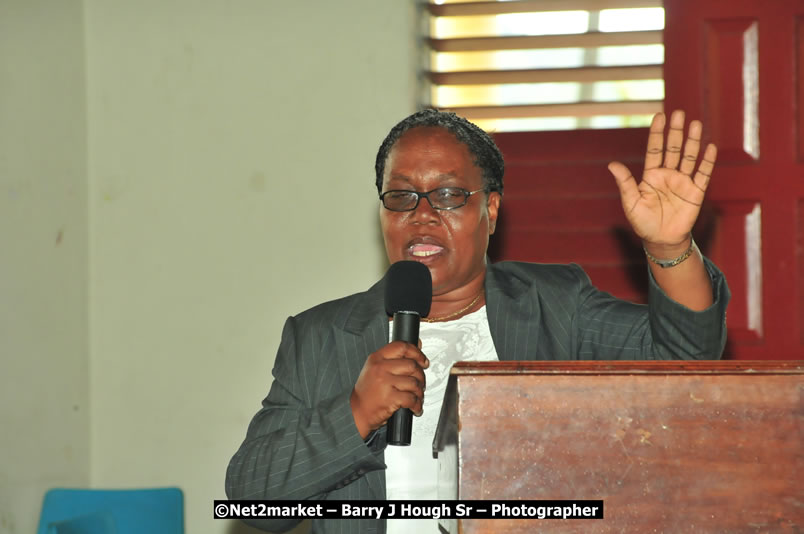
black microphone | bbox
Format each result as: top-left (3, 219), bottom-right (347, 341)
top-left (384, 260), bottom-right (432, 446)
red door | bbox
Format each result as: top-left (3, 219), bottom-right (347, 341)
top-left (491, 0), bottom-right (804, 359)
top-left (664, 0), bottom-right (803, 359)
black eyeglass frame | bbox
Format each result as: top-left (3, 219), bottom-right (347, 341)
top-left (379, 187), bottom-right (488, 212)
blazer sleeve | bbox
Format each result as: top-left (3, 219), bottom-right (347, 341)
top-left (572, 256), bottom-right (730, 359)
top-left (225, 315), bottom-right (385, 532)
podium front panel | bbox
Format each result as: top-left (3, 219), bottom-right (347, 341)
top-left (434, 361), bottom-right (803, 533)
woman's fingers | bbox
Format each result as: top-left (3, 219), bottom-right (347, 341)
top-left (693, 143), bottom-right (718, 193)
top-left (679, 119), bottom-right (703, 176)
top-left (662, 110), bottom-right (686, 170)
top-left (644, 112), bottom-right (666, 172)
top-left (608, 161), bottom-right (641, 216)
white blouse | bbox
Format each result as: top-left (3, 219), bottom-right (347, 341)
top-left (385, 305), bottom-right (499, 534)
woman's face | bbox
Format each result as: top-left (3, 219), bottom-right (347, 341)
top-left (379, 127), bottom-right (500, 297)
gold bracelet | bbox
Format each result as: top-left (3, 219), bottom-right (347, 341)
top-left (644, 237), bottom-right (696, 268)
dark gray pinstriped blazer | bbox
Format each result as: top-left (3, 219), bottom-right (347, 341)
top-left (226, 259), bottom-right (729, 534)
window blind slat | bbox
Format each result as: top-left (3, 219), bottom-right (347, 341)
top-left (427, 0), bottom-right (663, 17)
top-left (428, 30), bottom-right (663, 52)
top-left (425, 0), bottom-right (665, 131)
top-left (447, 100), bottom-right (663, 120)
top-left (428, 65), bottom-right (662, 85)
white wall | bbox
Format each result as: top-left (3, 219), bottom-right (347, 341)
top-left (0, 1), bottom-right (90, 533)
top-left (85, 2), bottom-right (416, 534)
top-left (0, 1), bottom-right (416, 533)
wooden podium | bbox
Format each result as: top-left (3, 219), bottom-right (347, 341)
top-left (433, 361), bottom-right (803, 533)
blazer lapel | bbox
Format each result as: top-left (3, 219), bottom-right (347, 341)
top-left (485, 262), bottom-right (541, 361)
top-left (337, 278), bottom-right (389, 388)
top-left (334, 277), bottom-right (389, 500)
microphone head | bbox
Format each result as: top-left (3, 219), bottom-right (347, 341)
top-left (384, 260), bottom-right (432, 317)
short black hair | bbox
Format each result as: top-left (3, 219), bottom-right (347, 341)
top-left (374, 109), bottom-right (504, 195)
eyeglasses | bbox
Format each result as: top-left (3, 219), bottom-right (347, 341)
top-left (379, 187), bottom-right (486, 212)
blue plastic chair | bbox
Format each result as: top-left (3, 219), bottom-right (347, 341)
top-left (37, 487), bottom-right (184, 534)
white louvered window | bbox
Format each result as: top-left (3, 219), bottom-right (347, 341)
top-left (424, 0), bottom-right (665, 132)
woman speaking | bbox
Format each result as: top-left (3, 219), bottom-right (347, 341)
top-left (226, 108), bottom-right (729, 534)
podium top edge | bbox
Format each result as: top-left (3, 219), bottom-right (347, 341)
top-left (450, 360), bottom-right (804, 375)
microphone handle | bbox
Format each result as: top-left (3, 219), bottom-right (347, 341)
top-left (387, 311), bottom-right (420, 446)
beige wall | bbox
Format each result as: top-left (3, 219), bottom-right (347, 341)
top-left (0, 1), bottom-right (90, 532)
top-left (1, 1), bottom-right (416, 533)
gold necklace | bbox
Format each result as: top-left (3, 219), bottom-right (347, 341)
top-left (422, 292), bottom-right (483, 323)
